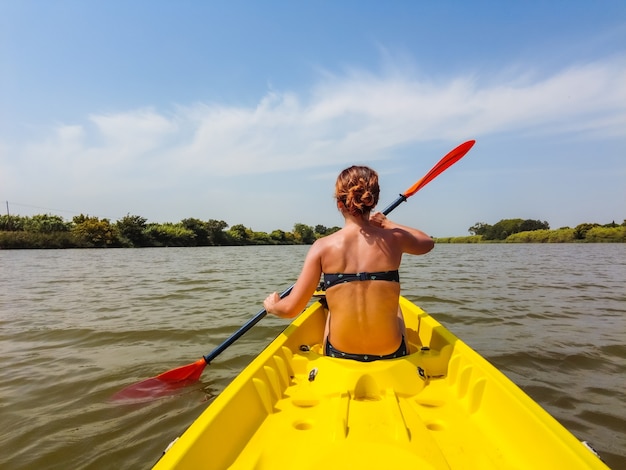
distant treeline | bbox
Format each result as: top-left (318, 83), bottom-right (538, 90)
top-left (0, 214), bottom-right (624, 249)
top-left (436, 218), bottom-right (626, 243)
top-left (0, 214), bottom-right (340, 249)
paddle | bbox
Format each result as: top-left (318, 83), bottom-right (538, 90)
top-left (112, 139), bottom-right (475, 401)
top-left (380, 139), bottom-right (476, 215)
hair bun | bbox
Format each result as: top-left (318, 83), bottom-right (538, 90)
top-left (335, 166), bottom-right (380, 216)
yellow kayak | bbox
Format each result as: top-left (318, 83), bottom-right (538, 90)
top-left (153, 296), bottom-right (607, 469)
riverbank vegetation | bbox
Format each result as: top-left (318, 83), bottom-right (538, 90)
top-left (0, 214), bottom-right (624, 249)
top-left (436, 218), bottom-right (625, 243)
top-left (0, 214), bottom-right (340, 249)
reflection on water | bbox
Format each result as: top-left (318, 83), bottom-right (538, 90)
top-left (0, 244), bottom-right (624, 469)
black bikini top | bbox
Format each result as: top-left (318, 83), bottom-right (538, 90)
top-left (323, 270), bottom-right (400, 290)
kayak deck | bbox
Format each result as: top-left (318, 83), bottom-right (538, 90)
top-left (153, 297), bottom-right (607, 469)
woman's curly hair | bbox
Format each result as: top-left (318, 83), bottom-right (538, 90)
top-left (335, 166), bottom-right (380, 216)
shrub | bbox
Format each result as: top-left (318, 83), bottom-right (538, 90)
top-left (506, 229), bottom-right (575, 243)
top-left (0, 231), bottom-right (77, 249)
top-left (144, 224), bottom-right (196, 247)
top-left (435, 236), bottom-right (483, 243)
top-left (584, 226), bottom-right (626, 242)
top-left (72, 216), bottom-right (121, 247)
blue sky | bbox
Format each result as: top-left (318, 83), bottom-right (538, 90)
top-left (1, 1), bottom-right (625, 237)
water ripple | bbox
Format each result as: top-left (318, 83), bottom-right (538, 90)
top-left (0, 244), bottom-right (624, 469)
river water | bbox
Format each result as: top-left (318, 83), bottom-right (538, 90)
top-left (0, 244), bottom-right (624, 469)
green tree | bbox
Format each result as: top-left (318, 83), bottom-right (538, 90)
top-left (470, 218), bottom-right (550, 240)
top-left (145, 223), bottom-right (195, 247)
top-left (228, 224), bottom-right (251, 244)
top-left (181, 218), bottom-right (209, 246)
top-left (116, 214), bottom-right (150, 247)
top-left (251, 231), bottom-right (271, 244)
top-left (314, 225), bottom-right (329, 236)
top-left (490, 219), bottom-right (524, 240)
top-left (314, 224), bottom-right (341, 239)
top-left (573, 223), bottom-right (600, 240)
top-left (270, 229), bottom-right (287, 242)
top-left (0, 214), bottom-right (26, 231)
top-left (468, 222), bottom-right (490, 236)
top-left (519, 219), bottom-right (550, 232)
top-left (72, 215), bottom-right (120, 247)
top-left (293, 223), bottom-right (316, 244)
top-left (24, 214), bottom-right (70, 233)
top-left (205, 219), bottom-right (229, 245)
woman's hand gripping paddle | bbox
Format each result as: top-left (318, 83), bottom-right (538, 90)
top-left (112, 139), bottom-right (475, 402)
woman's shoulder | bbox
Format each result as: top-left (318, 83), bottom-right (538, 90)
top-left (312, 229), bottom-right (344, 250)
top-left (309, 229), bottom-right (354, 261)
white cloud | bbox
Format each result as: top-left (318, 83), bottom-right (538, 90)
top-left (8, 56), bottom-right (625, 177)
top-left (90, 109), bottom-right (178, 151)
top-left (2, 56), bottom-right (624, 227)
top-left (466, 59), bottom-right (626, 138)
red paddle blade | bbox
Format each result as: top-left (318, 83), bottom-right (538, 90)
top-left (110, 377), bottom-right (199, 403)
top-left (111, 358), bottom-right (207, 403)
top-left (403, 140), bottom-right (475, 198)
top-left (156, 358), bottom-right (207, 382)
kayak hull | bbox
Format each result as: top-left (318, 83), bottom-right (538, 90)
top-left (153, 297), bottom-right (607, 469)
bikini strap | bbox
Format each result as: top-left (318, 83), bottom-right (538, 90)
top-left (323, 270), bottom-right (399, 289)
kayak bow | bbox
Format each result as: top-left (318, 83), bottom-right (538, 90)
top-left (153, 296), bottom-right (607, 469)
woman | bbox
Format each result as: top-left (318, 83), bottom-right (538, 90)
top-left (263, 165), bottom-right (434, 361)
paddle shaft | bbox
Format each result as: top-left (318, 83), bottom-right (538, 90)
top-left (203, 285), bottom-right (293, 364)
top-left (203, 140), bottom-right (475, 365)
top-left (381, 194), bottom-right (408, 216)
